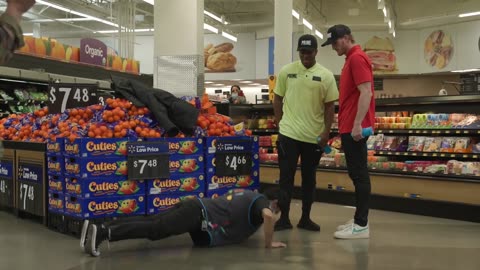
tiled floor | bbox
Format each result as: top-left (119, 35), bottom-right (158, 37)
top-left (0, 201), bottom-right (479, 270)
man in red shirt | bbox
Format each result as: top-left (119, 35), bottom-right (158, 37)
top-left (321, 25), bottom-right (375, 239)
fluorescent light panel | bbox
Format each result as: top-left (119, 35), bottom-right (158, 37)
top-left (204, 23), bottom-right (218, 34)
top-left (459, 11), bottom-right (480, 17)
top-left (315, 30), bottom-right (323, 39)
top-left (302, 18), bottom-right (313, 30)
top-left (143, 0), bottom-right (154, 4)
top-left (451, 69), bottom-right (480, 73)
top-left (96, 28), bottom-right (154, 34)
top-left (222, 31), bottom-right (237, 42)
top-left (292, 9), bottom-right (300, 19)
top-left (204, 10), bottom-right (223, 24)
top-left (30, 18), bottom-right (92, 23)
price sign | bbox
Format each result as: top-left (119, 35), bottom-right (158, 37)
top-left (127, 141), bottom-right (169, 180)
top-left (48, 83), bottom-right (98, 114)
top-left (18, 182), bottom-right (35, 211)
top-left (17, 163), bottom-right (44, 215)
top-left (214, 138), bottom-right (253, 176)
top-left (216, 152), bottom-right (252, 176)
top-left (0, 178), bottom-right (13, 207)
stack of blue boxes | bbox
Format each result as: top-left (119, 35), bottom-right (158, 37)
top-left (47, 139), bottom-right (65, 215)
top-left (62, 138), bottom-right (146, 219)
top-left (146, 137), bottom-right (206, 215)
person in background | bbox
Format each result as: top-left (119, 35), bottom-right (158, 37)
top-left (321, 24), bottom-right (375, 239)
top-left (229, 85), bottom-right (247, 104)
top-left (80, 188), bottom-right (287, 257)
top-left (0, 0), bottom-right (36, 64)
top-left (273, 34), bottom-right (339, 232)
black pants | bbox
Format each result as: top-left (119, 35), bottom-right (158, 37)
top-left (277, 134), bottom-right (322, 221)
top-left (105, 199), bottom-right (209, 245)
top-left (341, 134), bottom-right (371, 227)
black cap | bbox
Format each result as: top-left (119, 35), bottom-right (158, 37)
top-left (297, 34), bottom-right (318, 51)
top-left (321, 24), bottom-right (351, 47)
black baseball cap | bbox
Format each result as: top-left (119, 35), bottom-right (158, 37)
top-left (321, 24), bottom-right (351, 47)
top-left (297, 34), bottom-right (318, 51)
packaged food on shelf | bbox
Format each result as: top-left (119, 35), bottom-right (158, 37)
top-left (453, 138), bottom-right (471, 153)
top-left (440, 137), bottom-right (456, 152)
top-left (0, 90), bottom-right (14, 100)
top-left (423, 137), bottom-right (443, 152)
top-left (407, 136), bottom-right (426, 152)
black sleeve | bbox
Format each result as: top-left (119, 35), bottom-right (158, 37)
top-left (250, 196), bottom-right (270, 226)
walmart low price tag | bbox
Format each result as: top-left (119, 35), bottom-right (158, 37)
top-left (127, 141), bottom-right (169, 180)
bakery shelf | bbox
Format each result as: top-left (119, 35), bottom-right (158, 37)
top-left (259, 163), bottom-right (480, 183)
top-left (374, 151), bottom-right (479, 159)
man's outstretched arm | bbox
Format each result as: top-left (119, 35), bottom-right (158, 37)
top-left (262, 208), bottom-right (286, 248)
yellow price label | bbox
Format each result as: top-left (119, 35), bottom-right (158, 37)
top-left (440, 154), bottom-right (446, 157)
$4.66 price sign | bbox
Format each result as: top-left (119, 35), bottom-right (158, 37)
top-left (127, 141), bottom-right (170, 180)
top-left (214, 138), bottom-right (253, 176)
top-left (49, 83), bottom-right (98, 114)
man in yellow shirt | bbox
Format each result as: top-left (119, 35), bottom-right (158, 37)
top-left (0, 0), bottom-right (35, 64)
top-left (273, 34), bottom-right (339, 231)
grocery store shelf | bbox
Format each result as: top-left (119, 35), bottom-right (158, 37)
top-left (252, 129), bottom-right (278, 134)
top-left (374, 150), bottom-right (479, 159)
top-left (260, 163), bottom-right (480, 183)
top-left (376, 129), bottom-right (480, 135)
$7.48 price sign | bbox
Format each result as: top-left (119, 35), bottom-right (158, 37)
top-left (19, 183), bottom-right (34, 211)
top-left (49, 83), bottom-right (98, 114)
top-left (127, 141), bottom-right (170, 180)
top-left (133, 159), bottom-right (158, 174)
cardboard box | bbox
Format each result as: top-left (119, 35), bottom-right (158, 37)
top-left (64, 138), bottom-right (129, 157)
top-left (47, 155), bottom-right (64, 176)
top-left (146, 174), bottom-right (205, 195)
top-left (64, 194), bottom-right (145, 218)
top-left (48, 174), bottom-right (64, 193)
top-left (64, 156), bottom-right (127, 179)
top-left (205, 171), bottom-right (259, 191)
top-left (146, 192), bottom-right (204, 215)
top-left (168, 155), bottom-right (204, 176)
top-left (65, 177), bottom-right (145, 198)
top-left (48, 192), bottom-right (64, 214)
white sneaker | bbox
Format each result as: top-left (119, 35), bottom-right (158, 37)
top-left (334, 223), bottom-right (369, 239)
top-left (336, 219), bottom-right (353, 231)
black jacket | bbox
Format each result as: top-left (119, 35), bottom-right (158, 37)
top-left (111, 76), bottom-right (199, 136)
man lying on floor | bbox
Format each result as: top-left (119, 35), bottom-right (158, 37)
top-left (80, 188), bottom-right (287, 256)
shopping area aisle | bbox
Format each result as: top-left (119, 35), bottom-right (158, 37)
top-left (1, 201), bottom-right (479, 270)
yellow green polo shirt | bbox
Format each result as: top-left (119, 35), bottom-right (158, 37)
top-left (274, 61), bottom-right (339, 144)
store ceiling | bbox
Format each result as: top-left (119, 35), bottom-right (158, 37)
top-left (1, 0), bottom-right (478, 39)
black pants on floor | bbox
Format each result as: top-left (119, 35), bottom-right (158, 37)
top-left (341, 134), bottom-right (371, 227)
top-left (105, 199), bottom-right (209, 245)
top-left (277, 133), bottom-right (323, 221)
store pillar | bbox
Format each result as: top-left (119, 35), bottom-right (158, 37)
top-left (154, 0), bottom-right (204, 97)
top-left (274, 0), bottom-right (293, 74)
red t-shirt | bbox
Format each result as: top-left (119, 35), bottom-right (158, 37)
top-left (338, 45), bottom-right (376, 134)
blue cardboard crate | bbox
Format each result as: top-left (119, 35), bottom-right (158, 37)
top-left (64, 156), bottom-right (128, 179)
top-left (205, 153), bottom-right (259, 175)
top-left (168, 155), bottom-right (204, 176)
top-left (205, 136), bottom-right (259, 154)
top-left (147, 192), bottom-right (204, 215)
top-left (64, 194), bottom-right (145, 219)
top-left (146, 174), bottom-right (205, 195)
top-left (148, 137), bottom-right (205, 155)
top-left (47, 155), bottom-right (64, 176)
top-left (48, 192), bottom-right (64, 214)
top-left (64, 138), bottom-right (129, 158)
top-left (65, 177), bottom-right (146, 198)
top-left (47, 138), bottom-right (64, 156)
top-left (205, 185), bottom-right (260, 199)
top-left (48, 174), bottom-right (64, 193)
top-left (206, 171), bottom-right (259, 191)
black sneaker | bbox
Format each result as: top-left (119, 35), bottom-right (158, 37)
top-left (80, 220), bottom-right (89, 252)
top-left (274, 220), bottom-right (293, 231)
top-left (297, 219), bottom-right (321, 231)
top-left (85, 224), bottom-right (109, 257)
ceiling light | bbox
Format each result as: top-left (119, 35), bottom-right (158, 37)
top-left (222, 31), bottom-right (237, 42)
top-left (240, 81), bottom-right (253, 83)
top-left (451, 68), bottom-right (480, 73)
top-left (143, 0), bottom-right (154, 4)
top-left (393, 31), bottom-right (396, 37)
top-left (459, 11), bottom-right (480, 18)
top-left (204, 23), bottom-right (218, 34)
top-left (36, 0), bottom-right (119, 27)
top-left (388, 20), bottom-right (392, 28)
top-left (292, 10), bottom-right (300, 19)
top-left (315, 30), bottom-right (323, 39)
top-left (204, 10), bottom-right (223, 24)
top-left (96, 28), bottom-right (153, 34)
top-left (23, 33), bottom-right (33, 36)
top-left (383, 7), bottom-right (387, 17)
top-left (302, 18), bottom-right (313, 30)
top-left (205, 81), bottom-right (214, 84)
top-left (377, 0), bottom-right (385, 9)
top-left (30, 18), bottom-right (93, 23)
